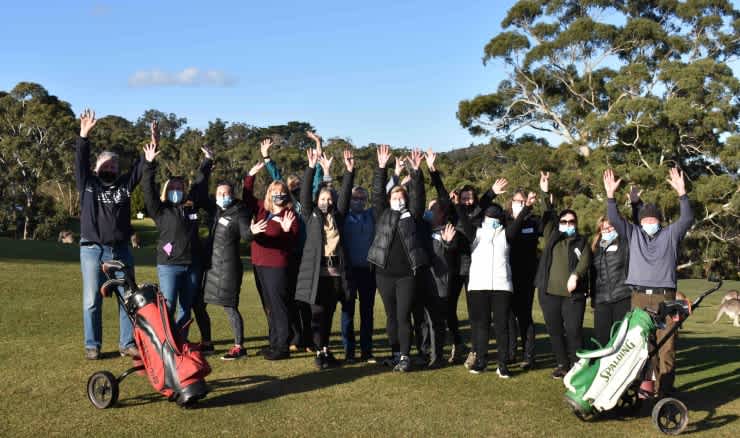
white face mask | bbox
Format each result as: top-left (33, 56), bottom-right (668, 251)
top-left (390, 199), bottom-right (406, 211)
top-left (512, 201), bottom-right (524, 217)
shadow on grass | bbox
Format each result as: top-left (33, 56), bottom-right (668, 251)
top-left (198, 364), bottom-right (389, 408)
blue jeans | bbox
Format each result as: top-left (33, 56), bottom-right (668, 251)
top-left (80, 242), bottom-right (135, 350)
top-left (157, 264), bottom-right (198, 333)
top-left (341, 267), bottom-right (376, 356)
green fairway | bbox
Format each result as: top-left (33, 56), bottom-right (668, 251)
top-left (0, 236), bottom-right (737, 437)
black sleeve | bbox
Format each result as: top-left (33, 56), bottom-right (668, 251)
top-left (301, 166), bottom-right (316, 220)
top-left (479, 188), bottom-right (496, 211)
top-left (453, 203), bottom-right (475, 242)
top-left (541, 191), bottom-right (557, 241)
top-left (631, 200), bottom-right (642, 225)
top-left (505, 204), bottom-right (532, 242)
top-left (372, 166), bottom-right (388, 222)
top-left (74, 137), bottom-right (92, 192)
top-left (408, 168), bottom-right (425, 219)
top-left (189, 158), bottom-right (213, 209)
top-left (430, 170), bottom-right (451, 213)
top-left (125, 155), bottom-right (145, 192)
top-left (237, 205), bottom-right (251, 241)
top-left (337, 170), bottom-right (354, 218)
top-left (142, 161), bottom-right (163, 219)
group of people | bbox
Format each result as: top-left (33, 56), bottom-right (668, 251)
top-left (76, 109), bottom-right (692, 394)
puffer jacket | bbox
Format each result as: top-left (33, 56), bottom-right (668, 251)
top-left (590, 236), bottom-right (631, 304)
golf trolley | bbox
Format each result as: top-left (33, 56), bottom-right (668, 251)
top-left (563, 277), bottom-right (723, 435)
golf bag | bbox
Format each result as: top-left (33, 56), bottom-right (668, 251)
top-left (99, 260), bottom-right (210, 406)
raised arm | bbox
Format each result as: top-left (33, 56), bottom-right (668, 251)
top-left (407, 149), bottom-right (426, 219)
top-left (337, 149), bottom-right (355, 217)
top-left (142, 142), bottom-right (163, 218)
top-left (242, 161), bottom-right (265, 211)
top-left (75, 109), bottom-right (97, 191)
top-left (666, 167), bottom-right (694, 238)
top-left (629, 185), bottom-right (643, 225)
top-left (505, 193), bottom-right (536, 242)
top-left (603, 169), bottom-right (631, 237)
top-left (125, 121), bottom-right (157, 192)
top-left (425, 149), bottom-right (451, 211)
top-left (300, 148), bottom-right (319, 219)
top-left (539, 171), bottom-right (557, 240)
top-left (189, 146), bottom-right (214, 209)
top-left (260, 139), bottom-right (282, 181)
top-left (373, 144), bottom-right (392, 219)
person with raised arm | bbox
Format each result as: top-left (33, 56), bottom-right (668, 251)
top-left (534, 171), bottom-right (592, 379)
top-left (243, 161), bottom-right (300, 360)
top-left (75, 109), bottom-right (144, 360)
top-left (141, 124), bottom-right (214, 339)
top-left (295, 148), bottom-right (355, 369)
top-left (602, 168), bottom-right (694, 396)
top-left (367, 145), bottom-right (429, 372)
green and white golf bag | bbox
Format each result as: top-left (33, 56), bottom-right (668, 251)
top-left (564, 308), bottom-right (656, 414)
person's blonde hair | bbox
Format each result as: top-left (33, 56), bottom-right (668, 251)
top-left (159, 177), bottom-right (186, 202)
top-left (286, 175), bottom-right (301, 192)
top-left (591, 215), bottom-right (610, 252)
top-left (389, 185), bottom-right (408, 203)
top-left (264, 180), bottom-right (293, 212)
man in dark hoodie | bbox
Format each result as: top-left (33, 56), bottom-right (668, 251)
top-left (76, 109), bottom-right (145, 360)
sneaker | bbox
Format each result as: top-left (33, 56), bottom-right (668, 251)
top-left (464, 351), bottom-right (477, 370)
top-left (469, 357), bottom-right (487, 374)
top-left (197, 343), bottom-right (215, 355)
top-left (551, 365), bottom-right (568, 379)
top-left (383, 353), bottom-right (401, 368)
top-left (264, 349), bottom-right (290, 361)
top-left (324, 351), bottom-right (341, 368)
top-left (314, 352), bottom-right (327, 370)
top-left (360, 353), bottom-right (377, 364)
top-left (221, 345), bottom-right (247, 361)
top-left (497, 365), bottom-right (512, 379)
top-left (393, 355), bottom-right (411, 372)
top-left (519, 358), bottom-right (534, 370)
top-left (119, 345), bottom-right (140, 358)
top-left (289, 344), bottom-right (299, 353)
top-left (85, 347), bottom-right (100, 360)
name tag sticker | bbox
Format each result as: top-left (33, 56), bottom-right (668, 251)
top-left (521, 227), bottom-right (534, 234)
top-left (606, 246), bottom-right (618, 252)
top-left (188, 213), bottom-right (198, 220)
top-left (218, 217), bottom-right (231, 226)
top-left (400, 212), bottom-right (411, 219)
top-left (574, 248), bottom-right (582, 259)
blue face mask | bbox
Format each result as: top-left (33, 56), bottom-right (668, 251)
top-left (601, 230), bottom-right (618, 242)
top-left (484, 217), bottom-right (502, 229)
top-left (642, 223), bottom-right (660, 236)
top-left (423, 211), bottom-right (434, 223)
top-left (217, 196), bottom-right (233, 209)
top-left (167, 190), bottom-right (184, 204)
top-left (559, 224), bottom-right (576, 236)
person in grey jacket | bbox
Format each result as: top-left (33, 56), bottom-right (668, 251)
top-left (602, 167), bottom-right (694, 396)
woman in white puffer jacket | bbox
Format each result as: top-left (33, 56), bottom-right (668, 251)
top-left (462, 193), bottom-right (536, 377)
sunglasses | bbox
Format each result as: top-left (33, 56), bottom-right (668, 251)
top-left (559, 219), bottom-right (576, 225)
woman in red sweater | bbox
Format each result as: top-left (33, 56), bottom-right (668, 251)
top-left (243, 162), bottom-right (299, 360)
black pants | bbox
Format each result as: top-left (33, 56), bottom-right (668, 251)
top-left (311, 276), bottom-right (343, 349)
top-left (510, 277), bottom-right (536, 361)
top-left (447, 274), bottom-right (466, 345)
top-left (254, 265), bottom-right (291, 353)
top-left (593, 297), bottom-right (631, 347)
top-left (191, 268), bottom-right (212, 343)
top-left (287, 257), bottom-right (313, 348)
top-left (377, 273), bottom-right (416, 356)
top-left (413, 270), bottom-right (446, 362)
top-left (539, 290), bottom-right (586, 368)
top-left (468, 291), bottom-right (512, 366)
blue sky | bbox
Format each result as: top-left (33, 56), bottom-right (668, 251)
top-left (1, 0), bottom-right (511, 151)
top-left (2, 1), bottom-right (738, 151)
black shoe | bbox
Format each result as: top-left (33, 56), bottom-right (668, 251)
top-left (519, 358), bottom-right (534, 370)
top-left (393, 355), bottom-right (411, 372)
top-left (551, 365), bottom-right (568, 379)
top-left (324, 351), bottom-right (341, 368)
top-left (344, 353), bottom-right (357, 365)
top-left (383, 354), bottom-right (400, 368)
top-left (469, 357), bottom-right (487, 374)
top-left (496, 364), bottom-right (512, 379)
top-left (264, 349), bottom-right (290, 361)
top-left (85, 347), bottom-right (100, 360)
top-left (197, 343), bottom-right (215, 355)
top-left (314, 352), bottom-right (327, 370)
top-left (360, 353), bottom-right (377, 364)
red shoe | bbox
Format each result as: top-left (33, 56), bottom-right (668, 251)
top-left (221, 345), bottom-right (246, 361)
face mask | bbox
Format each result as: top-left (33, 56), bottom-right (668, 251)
top-left (350, 199), bottom-right (365, 213)
top-left (318, 201), bottom-right (332, 214)
top-left (272, 194), bottom-right (288, 206)
top-left (559, 224), bottom-right (576, 236)
top-left (642, 223), bottom-right (660, 236)
top-left (462, 204), bottom-right (475, 215)
top-left (216, 196), bottom-right (232, 209)
top-left (484, 217), bottom-right (502, 229)
top-left (390, 199), bottom-right (406, 211)
top-left (512, 202), bottom-right (524, 217)
top-left (167, 190), bottom-right (184, 204)
top-left (422, 211), bottom-right (433, 222)
top-left (601, 230), bottom-right (618, 242)
top-left (98, 171), bottom-right (117, 185)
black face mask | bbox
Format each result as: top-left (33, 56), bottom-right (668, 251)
top-left (463, 204), bottom-right (476, 215)
top-left (98, 171), bottom-right (117, 185)
top-left (273, 194), bottom-right (289, 206)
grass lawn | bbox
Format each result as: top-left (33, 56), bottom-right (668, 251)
top-left (0, 232), bottom-right (738, 437)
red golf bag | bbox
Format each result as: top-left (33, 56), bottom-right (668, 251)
top-left (87, 260), bottom-right (210, 409)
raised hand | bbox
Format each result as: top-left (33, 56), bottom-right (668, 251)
top-left (250, 218), bottom-right (268, 235)
top-left (143, 143), bottom-right (160, 162)
top-left (409, 148), bottom-right (424, 170)
top-left (306, 131), bottom-right (322, 154)
top-left (343, 148), bottom-right (354, 172)
top-left (667, 167), bottom-right (686, 196)
top-left (260, 138), bottom-right (273, 158)
top-left (201, 144), bottom-right (214, 160)
top-left (306, 148), bottom-right (319, 168)
top-left (150, 120), bottom-right (160, 147)
top-left (318, 153), bottom-right (334, 174)
top-left (441, 223), bottom-right (456, 242)
top-left (79, 108), bottom-right (97, 138)
top-left (450, 191), bottom-right (459, 205)
top-left (525, 191), bottom-right (537, 207)
top-left (602, 169), bottom-right (622, 198)
top-left (540, 171), bottom-right (550, 193)
top-left (424, 148), bottom-right (437, 172)
top-left (628, 185), bottom-right (642, 204)
top-left (248, 161), bottom-right (265, 176)
top-left (377, 144), bottom-right (392, 168)
top-left (280, 210), bottom-right (296, 232)
top-left (492, 178), bottom-right (508, 195)
top-left (401, 175), bottom-right (411, 186)
top-left (394, 154), bottom-right (405, 176)
top-left (567, 274), bottom-right (578, 293)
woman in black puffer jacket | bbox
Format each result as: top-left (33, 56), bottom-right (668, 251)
top-left (367, 145), bottom-right (429, 373)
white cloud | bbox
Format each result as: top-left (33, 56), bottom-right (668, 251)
top-left (128, 67), bottom-right (238, 87)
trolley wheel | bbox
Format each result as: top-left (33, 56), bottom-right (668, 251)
top-left (87, 371), bottom-right (119, 409)
top-left (652, 397), bottom-right (689, 435)
top-left (616, 386), bottom-right (642, 413)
